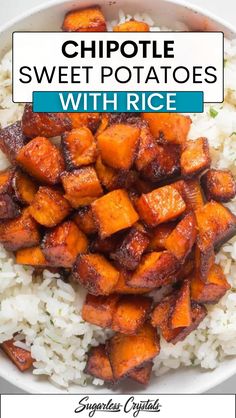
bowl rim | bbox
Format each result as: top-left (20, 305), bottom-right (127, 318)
top-left (0, 0), bottom-right (236, 394)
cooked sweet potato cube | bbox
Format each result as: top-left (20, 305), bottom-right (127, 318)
top-left (151, 294), bottom-right (176, 328)
top-left (29, 187), bottom-right (71, 227)
top-left (177, 252), bottom-right (195, 279)
top-left (147, 223), bottom-right (176, 251)
top-left (142, 113), bottom-right (191, 145)
top-left (62, 7), bottom-right (107, 32)
top-left (171, 279), bottom-right (192, 328)
top-left (12, 170), bottom-right (38, 205)
top-left (1, 339), bottom-right (33, 372)
top-left (97, 124), bottom-right (140, 170)
top-left (182, 179), bottom-right (204, 212)
top-left (42, 220), bottom-right (88, 267)
top-left (16, 137), bottom-right (65, 185)
top-left (16, 246), bottom-right (48, 267)
top-left (0, 121), bottom-right (27, 164)
top-left (0, 168), bottom-right (15, 194)
top-left (0, 194), bottom-right (20, 219)
top-left (191, 264), bottom-right (230, 304)
top-left (95, 156), bottom-right (118, 190)
top-left (82, 293), bottom-right (119, 328)
top-left (91, 189), bottom-right (139, 238)
top-left (90, 234), bottom-right (120, 254)
top-left (61, 167), bottom-right (103, 208)
top-left (68, 113), bottom-right (101, 132)
top-left (73, 253), bottom-right (119, 295)
top-left (141, 143), bottom-right (181, 182)
top-left (111, 226), bottom-right (149, 270)
top-left (129, 362), bottom-right (153, 385)
top-left (73, 206), bottom-right (97, 235)
top-left (113, 19), bottom-right (150, 32)
top-left (112, 295), bottom-right (152, 334)
top-left (62, 127), bottom-right (97, 170)
top-left (0, 208), bottom-right (40, 251)
top-left (195, 243), bottom-right (215, 282)
top-left (128, 251), bottom-right (179, 289)
top-left (85, 345), bottom-right (113, 383)
top-left (112, 269), bottom-right (151, 294)
top-left (165, 212), bottom-right (197, 261)
top-left (107, 323), bottom-right (160, 380)
top-left (22, 104), bottom-right (71, 138)
top-left (181, 137), bottom-right (211, 178)
top-left (201, 169), bottom-right (236, 202)
top-left (135, 124), bottom-right (157, 172)
top-left (136, 185), bottom-right (186, 227)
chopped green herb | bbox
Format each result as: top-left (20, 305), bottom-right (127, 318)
top-left (209, 107), bottom-right (218, 118)
top-left (230, 132), bottom-right (236, 137)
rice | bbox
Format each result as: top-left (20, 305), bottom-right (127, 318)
top-left (0, 11), bottom-right (236, 389)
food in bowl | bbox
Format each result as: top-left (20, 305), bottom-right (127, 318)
top-left (0, 5), bottom-right (236, 389)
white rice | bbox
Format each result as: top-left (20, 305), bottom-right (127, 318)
top-left (0, 11), bottom-right (236, 389)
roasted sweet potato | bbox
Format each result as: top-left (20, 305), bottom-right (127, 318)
top-left (0, 208), bottom-right (40, 251)
top-left (112, 295), bottom-right (152, 334)
top-left (73, 206), bottom-right (97, 235)
top-left (90, 234), bottom-right (120, 254)
top-left (22, 104), bottom-right (71, 138)
top-left (195, 243), bottom-right (215, 282)
top-left (29, 186), bottom-right (71, 227)
top-left (73, 253), bottom-right (119, 295)
top-left (170, 279), bottom-right (192, 328)
top-left (112, 269), bottom-right (151, 294)
top-left (82, 293), bottom-right (119, 328)
top-left (129, 362), bottom-right (153, 385)
top-left (68, 113), bottom-right (101, 132)
top-left (95, 156), bottom-right (118, 190)
top-left (111, 226), bottom-right (149, 270)
top-left (16, 246), bottom-right (48, 266)
top-left (165, 212), bottom-right (197, 261)
top-left (16, 137), bottom-right (65, 185)
top-left (42, 220), bottom-right (88, 267)
top-left (1, 339), bottom-right (33, 372)
top-left (201, 169), bottom-right (236, 202)
top-left (191, 263), bottom-right (230, 304)
top-left (62, 6), bottom-right (107, 32)
top-left (61, 167), bottom-right (103, 208)
top-left (141, 143), bottom-right (181, 182)
top-left (181, 137), bottom-right (211, 178)
top-left (0, 121), bottom-right (27, 164)
top-left (12, 169), bottom-right (38, 205)
top-left (113, 20), bottom-right (150, 32)
top-left (142, 113), bottom-right (191, 145)
top-left (135, 124), bottom-right (157, 172)
top-left (91, 189), bottom-right (139, 238)
top-left (62, 127), bottom-right (97, 170)
top-left (127, 251), bottom-right (179, 289)
top-left (107, 323), bottom-right (160, 380)
top-left (0, 168), bottom-right (20, 219)
top-left (97, 124), bottom-right (140, 170)
top-left (147, 223), bottom-right (177, 251)
top-left (182, 178), bottom-right (204, 212)
top-left (85, 345), bottom-right (113, 383)
top-left (136, 185), bottom-right (186, 227)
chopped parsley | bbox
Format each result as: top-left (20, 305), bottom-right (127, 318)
top-left (209, 107), bottom-right (218, 118)
top-left (230, 132), bottom-right (236, 137)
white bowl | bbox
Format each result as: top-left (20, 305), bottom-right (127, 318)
top-left (0, 0), bottom-right (236, 394)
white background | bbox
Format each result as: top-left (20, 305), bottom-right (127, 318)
top-left (0, 0), bottom-right (236, 394)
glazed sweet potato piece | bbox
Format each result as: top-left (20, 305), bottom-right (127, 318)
top-left (16, 246), bottom-right (48, 267)
top-left (127, 251), bottom-right (179, 289)
top-left (97, 123), bottom-right (140, 170)
top-left (91, 189), bottom-right (139, 238)
top-left (61, 167), bottom-right (103, 208)
top-left (195, 243), bottom-right (215, 282)
top-left (141, 143), bottom-right (181, 183)
top-left (107, 323), bottom-right (160, 380)
top-left (142, 113), bottom-right (191, 145)
top-left (170, 279), bottom-right (192, 328)
top-left (29, 186), bottom-right (71, 227)
top-left (62, 127), bottom-right (97, 170)
top-left (82, 293), bottom-right (119, 328)
top-left (182, 178), bottom-right (204, 212)
top-left (112, 295), bottom-right (152, 334)
top-left (191, 264), bottom-right (230, 304)
top-left (85, 345), bottom-right (114, 383)
top-left (136, 185), bottom-right (186, 227)
top-left (0, 121), bottom-right (27, 164)
top-left (95, 156), bottom-right (137, 192)
top-left (22, 104), bottom-right (71, 138)
top-left (135, 124), bottom-right (157, 172)
top-left (62, 6), bottom-right (107, 32)
top-left (147, 223), bottom-right (176, 251)
top-left (0, 208), bottom-right (40, 251)
top-left (73, 253), bottom-right (119, 295)
top-left (165, 212), bottom-right (197, 261)
top-left (1, 339), bottom-right (33, 372)
top-left (129, 362), bottom-right (153, 385)
top-left (201, 169), bottom-right (236, 202)
top-left (180, 137), bottom-right (211, 178)
top-left (113, 19), bottom-right (150, 32)
top-left (68, 113), bottom-right (101, 132)
top-left (73, 206), bottom-right (97, 235)
top-left (90, 234), bottom-right (120, 254)
top-left (0, 168), bottom-right (20, 219)
top-left (42, 220), bottom-right (88, 267)
top-left (16, 137), bottom-right (65, 185)
top-left (111, 226), bottom-right (150, 270)
top-left (112, 269), bottom-right (151, 294)
top-left (12, 170), bottom-right (38, 205)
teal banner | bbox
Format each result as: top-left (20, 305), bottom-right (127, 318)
top-left (33, 91), bottom-right (203, 113)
